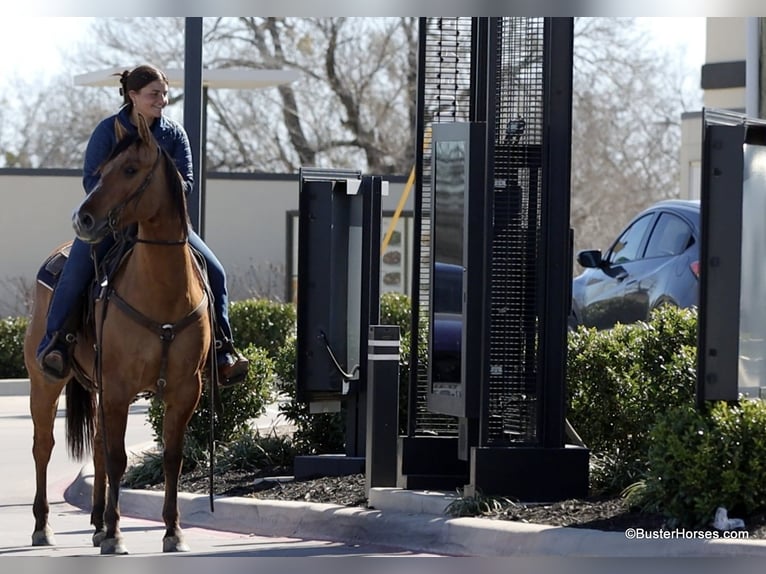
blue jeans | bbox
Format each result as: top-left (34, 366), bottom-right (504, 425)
top-left (37, 230), bottom-right (232, 356)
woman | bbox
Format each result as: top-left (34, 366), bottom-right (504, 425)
top-left (37, 64), bottom-right (249, 387)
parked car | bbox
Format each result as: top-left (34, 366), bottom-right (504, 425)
top-left (570, 199), bottom-right (700, 330)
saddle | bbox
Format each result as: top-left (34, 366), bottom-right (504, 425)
top-left (36, 235), bottom-right (212, 392)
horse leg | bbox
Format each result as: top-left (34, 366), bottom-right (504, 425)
top-left (90, 425), bottom-right (107, 546)
top-left (29, 379), bottom-right (64, 546)
top-left (160, 396), bottom-right (198, 553)
top-left (98, 403), bottom-right (130, 555)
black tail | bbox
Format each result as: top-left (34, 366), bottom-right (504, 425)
top-left (65, 380), bottom-right (96, 460)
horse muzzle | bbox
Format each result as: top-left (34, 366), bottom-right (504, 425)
top-left (73, 209), bottom-right (110, 244)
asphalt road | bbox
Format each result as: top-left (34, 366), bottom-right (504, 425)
top-left (0, 390), bottom-right (440, 558)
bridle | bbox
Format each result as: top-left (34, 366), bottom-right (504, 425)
top-left (103, 144), bottom-right (186, 246)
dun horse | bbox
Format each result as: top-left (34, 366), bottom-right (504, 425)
top-left (23, 115), bottom-right (212, 554)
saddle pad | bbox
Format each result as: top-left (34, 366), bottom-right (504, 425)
top-left (36, 244), bottom-right (72, 291)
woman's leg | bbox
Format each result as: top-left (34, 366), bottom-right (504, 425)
top-left (36, 236), bottom-right (113, 379)
top-left (187, 231), bottom-right (249, 386)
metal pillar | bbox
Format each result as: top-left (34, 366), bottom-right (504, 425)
top-left (365, 325), bottom-right (401, 493)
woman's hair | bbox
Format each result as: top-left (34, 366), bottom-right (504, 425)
top-left (114, 64), bottom-right (169, 108)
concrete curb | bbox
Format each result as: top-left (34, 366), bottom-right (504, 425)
top-left (64, 463), bottom-right (766, 557)
top-left (0, 378), bottom-right (29, 396)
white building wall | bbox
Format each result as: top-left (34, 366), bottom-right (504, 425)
top-left (680, 17), bottom-right (753, 200)
top-left (0, 171), bottom-right (412, 316)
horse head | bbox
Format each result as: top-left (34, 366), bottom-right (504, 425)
top-left (73, 114), bottom-right (176, 244)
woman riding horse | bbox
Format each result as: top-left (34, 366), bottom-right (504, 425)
top-left (36, 64), bottom-right (248, 387)
top-left (26, 108), bottom-right (217, 554)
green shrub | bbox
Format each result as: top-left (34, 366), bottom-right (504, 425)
top-left (272, 292), bottom-right (416, 454)
top-left (641, 400), bottom-right (766, 528)
top-left (273, 336), bottom-right (345, 454)
top-left (229, 298), bottom-right (296, 359)
top-left (0, 316), bottom-right (29, 378)
top-left (123, 429), bottom-right (297, 488)
top-left (379, 292), bottom-right (412, 335)
top-left (566, 305), bottom-right (698, 492)
top-left (216, 430), bottom-right (297, 473)
top-left (147, 344), bottom-right (276, 463)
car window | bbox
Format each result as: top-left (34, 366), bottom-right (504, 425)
top-left (644, 213), bottom-right (694, 258)
top-left (606, 214), bottom-right (654, 265)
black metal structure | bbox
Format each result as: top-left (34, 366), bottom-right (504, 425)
top-left (183, 17), bottom-right (204, 237)
top-left (365, 325), bottom-right (401, 493)
top-left (400, 17), bottom-right (588, 501)
top-left (295, 168), bottom-right (382, 473)
top-left (698, 109), bottom-right (766, 404)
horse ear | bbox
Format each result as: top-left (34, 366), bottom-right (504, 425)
top-left (136, 113), bottom-right (153, 145)
top-left (113, 118), bottom-right (128, 142)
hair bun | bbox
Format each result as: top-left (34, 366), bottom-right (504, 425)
top-left (116, 70), bottom-right (129, 97)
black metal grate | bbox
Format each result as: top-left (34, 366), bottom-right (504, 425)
top-left (412, 18), bottom-right (547, 443)
top-left (486, 18), bottom-right (546, 445)
top-left (414, 17), bottom-right (474, 435)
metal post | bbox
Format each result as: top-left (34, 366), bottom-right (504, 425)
top-left (365, 325), bottom-right (400, 493)
top-left (183, 17), bottom-right (204, 237)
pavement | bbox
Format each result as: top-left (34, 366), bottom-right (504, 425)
top-left (5, 377), bottom-right (766, 558)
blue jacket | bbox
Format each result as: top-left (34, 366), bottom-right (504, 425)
top-left (82, 106), bottom-right (194, 195)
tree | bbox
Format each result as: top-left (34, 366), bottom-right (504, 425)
top-left (72, 17), bottom-right (419, 175)
top-left (570, 17), bottom-right (701, 260)
top-left (0, 17), bottom-right (700, 259)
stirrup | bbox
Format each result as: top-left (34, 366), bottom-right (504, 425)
top-left (36, 333), bottom-right (72, 382)
top-left (215, 339), bottom-right (249, 387)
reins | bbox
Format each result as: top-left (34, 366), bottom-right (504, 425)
top-left (134, 237), bottom-right (187, 246)
top-left (105, 145), bottom-right (161, 235)
top-left (90, 123), bottom-right (219, 514)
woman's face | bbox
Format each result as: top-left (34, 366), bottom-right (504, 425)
top-left (129, 79), bottom-right (168, 121)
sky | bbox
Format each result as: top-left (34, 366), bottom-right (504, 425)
top-left (0, 17), bottom-right (706, 88)
top-left (0, 17), bottom-right (94, 83)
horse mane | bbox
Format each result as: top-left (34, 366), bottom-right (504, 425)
top-left (97, 132), bottom-right (190, 238)
top-left (159, 149), bottom-right (190, 239)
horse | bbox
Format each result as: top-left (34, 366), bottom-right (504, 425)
top-left (23, 114), bottom-right (212, 554)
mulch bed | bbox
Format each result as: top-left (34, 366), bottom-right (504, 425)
top-left (134, 468), bottom-right (766, 538)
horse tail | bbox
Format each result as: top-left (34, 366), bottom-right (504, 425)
top-left (65, 380), bottom-right (96, 461)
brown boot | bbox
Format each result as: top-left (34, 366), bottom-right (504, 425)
top-left (217, 341), bottom-right (249, 387)
top-left (36, 332), bottom-right (71, 382)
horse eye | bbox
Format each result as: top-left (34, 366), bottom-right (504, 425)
top-left (124, 166), bottom-right (138, 176)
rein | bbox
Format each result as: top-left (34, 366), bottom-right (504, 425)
top-left (105, 146), bottom-right (162, 235)
top-left (134, 237), bottom-right (188, 246)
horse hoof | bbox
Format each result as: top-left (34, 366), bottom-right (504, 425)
top-left (31, 526), bottom-right (56, 546)
top-left (92, 528), bottom-right (107, 547)
top-left (100, 537), bottom-right (129, 555)
top-left (163, 535), bottom-right (190, 552)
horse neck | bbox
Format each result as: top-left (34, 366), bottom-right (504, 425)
top-left (121, 218), bottom-right (203, 315)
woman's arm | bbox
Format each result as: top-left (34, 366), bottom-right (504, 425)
top-left (169, 121), bottom-right (195, 196)
top-left (82, 118), bottom-right (116, 194)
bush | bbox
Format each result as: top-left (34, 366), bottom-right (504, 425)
top-left (273, 337), bottom-right (345, 454)
top-left (229, 299), bottom-right (296, 360)
top-left (273, 292), bottom-right (416, 454)
top-left (0, 316), bottom-right (29, 378)
top-left (147, 344), bottom-right (276, 464)
top-left (566, 305), bottom-right (698, 492)
top-left (641, 400), bottom-right (766, 528)
top-left (379, 291), bottom-right (411, 334)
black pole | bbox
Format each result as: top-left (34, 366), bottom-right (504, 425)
top-left (539, 17), bottom-right (574, 448)
top-left (184, 17), bottom-right (204, 237)
top-left (365, 325), bottom-right (401, 493)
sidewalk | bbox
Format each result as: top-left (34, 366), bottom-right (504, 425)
top-left (6, 378), bottom-right (766, 557)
